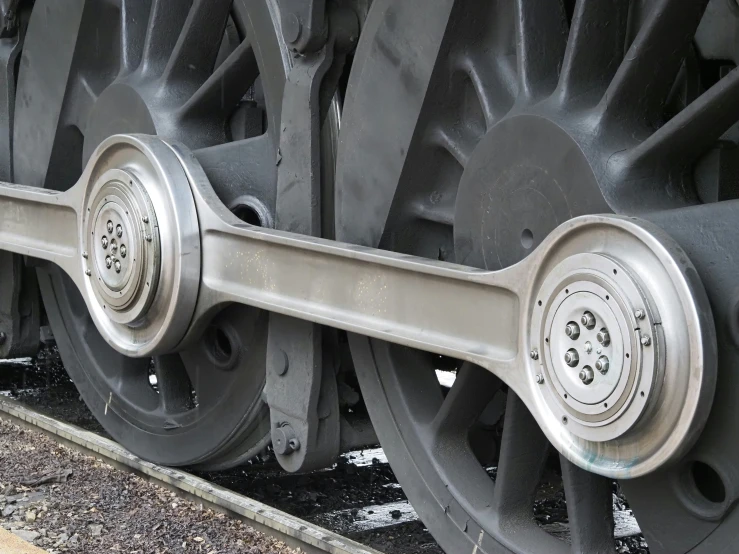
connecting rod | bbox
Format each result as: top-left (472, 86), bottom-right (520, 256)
top-left (0, 134), bottom-right (715, 479)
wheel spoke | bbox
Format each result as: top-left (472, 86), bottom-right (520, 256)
top-left (429, 362), bottom-right (501, 437)
top-left (492, 392), bottom-right (550, 520)
top-left (139, 0), bottom-right (192, 77)
top-left (625, 68), bottom-right (739, 168)
top-left (514, 0), bottom-right (568, 103)
top-left (160, 0), bottom-right (234, 88)
top-left (178, 39), bottom-right (259, 121)
top-left (427, 125), bottom-right (478, 168)
top-left (556, 0), bottom-right (630, 107)
top-left (193, 134), bottom-right (276, 209)
top-left (118, 0), bottom-right (149, 75)
top-left (153, 355), bottom-right (193, 414)
top-left (600, 0), bottom-right (709, 128)
top-left (458, 54), bottom-right (516, 129)
top-left (560, 455), bottom-right (616, 554)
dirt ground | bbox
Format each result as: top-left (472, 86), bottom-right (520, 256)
top-left (0, 419), bottom-right (300, 554)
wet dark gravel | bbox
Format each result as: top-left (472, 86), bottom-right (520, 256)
top-left (1, 355), bottom-right (649, 554)
top-left (0, 419), bottom-right (299, 554)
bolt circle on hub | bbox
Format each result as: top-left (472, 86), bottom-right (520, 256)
top-left (528, 218), bottom-right (716, 478)
top-left (79, 135), bottom-right (200, 357)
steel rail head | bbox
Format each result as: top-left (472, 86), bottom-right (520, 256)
top-left (0, 133), bottom-right (717, 479)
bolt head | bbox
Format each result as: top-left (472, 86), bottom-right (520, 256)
top-left (105, 256), bottom-right (112, 269)
top-left (584, 341), bottom-right (593, 354)
top-left (535, 374), bottom-right (544, 384)
top-left (85, 269), bottom-right (92, 276)
top-left (116, 224), bottom-right (123, 238)
top-left (581, 311), bottom-right (596, 329)
top-left (564, 348), bottom-right (579, 367)
top-left (579, 366), bottom-right (594, 385)
top-left (565, 322), bottom-right (580, 340)
top-left (82, 251), bottom-right (88, 259)
top-left (114, 260), bottom-right (122, 273)
top-left (101, 236), bottom-right (108, 249)
top-left (106, 220), bottom-right (114, 233)
top-left (596, 328), bottom-right (610, 346)
top-left (272, 424), bottom-right (298, 455)
top-left (635, 309), bottom-right (645, 320)
top-left (595, 355), bottom-right (610, 374)
top-left (530, 348), bottom-right (539, 360)
top-left (142, 216), bottom-right (149, 224)
top-left (641, 335), bottom-right (652, 346)
top-left (145, 234), bottom-right (153, 242)
top-left (120, 244), bottom-right (127, 258)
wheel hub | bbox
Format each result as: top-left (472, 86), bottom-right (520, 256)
top-left (454, 114), bottom-right (609, 269)
top-left (533, 253), bottom-right (659, 443)
top-left (85, 168), bottom-right (160, 324)
top-left (78, 135), bottom-right (200, 357)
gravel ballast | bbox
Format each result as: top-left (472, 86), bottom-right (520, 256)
top-left (0, 419), bottom-right (300, 553)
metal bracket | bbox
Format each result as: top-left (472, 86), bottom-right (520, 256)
top-left (0, 251), bottom-right (39, 358)
top-left (279, 0), bottom-right (327, 53)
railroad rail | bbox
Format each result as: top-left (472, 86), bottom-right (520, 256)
top-left (0, 396), bottom-right (384, 554)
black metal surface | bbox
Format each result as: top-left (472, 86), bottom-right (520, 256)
top-left (336, 0), bottom-right (739, 552)
top-left (0, 252), bottom-right (39, 359)
top-left (11, 0), bottom-right (294, 469)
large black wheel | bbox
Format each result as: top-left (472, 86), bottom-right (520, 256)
top-left (337, 1), bottom-right (739, 552)
top-left (12, 0), bottom-right (339, 469)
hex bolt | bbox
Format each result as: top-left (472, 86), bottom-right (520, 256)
top-left (106, 220), bottom-right (114, 233)
top-left (579, 366), bottom-right (595, 385)
top-left (596, 328), bottom-right (610, 346)
top-left (142, 216), bottom-right (149, 224)
top-left (584, 341), bottom-right (593, 354)
top-left (535, 374), bottom-right (544, 384)
top-left (116, 224), bottom-right (123, 238)
top-left (581, 311), bottom-right (596, 330)
top-left (641, 334), bottom-right (652, 346)
top-left (530, 348), bottom-right (539, 360)
top-left (272, 424), bottom-right (299, 455)
top-left (564, 348), bottom-right (579, 367)
top-left (101, 236), bottom-right (108, 249)
top-left (114, 259), bottom-right (122, 273)
top-left (635, 309), bottom-right (645, 320)
top-left (565, 321), bottom-right (580, 340)
top-left (595, 355), bottom-right (610, 374)
top-left (105, 256), bottom-right (112, 269)
top-left (120, 244), bottom-right (127, 258)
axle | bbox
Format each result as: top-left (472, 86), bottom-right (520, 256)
top-left (0, 134), bottom-right (716, 479)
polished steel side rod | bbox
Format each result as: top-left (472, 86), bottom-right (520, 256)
top-left (0, 134), bottom-right (715, 478)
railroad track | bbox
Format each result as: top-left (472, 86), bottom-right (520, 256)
top-left (0, 395), bottom-right (383, 554)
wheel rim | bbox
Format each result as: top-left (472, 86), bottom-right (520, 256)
top-left (14, 0), bottom-right (339, 468)
top-left (337, 0), bottom-right (739, 552)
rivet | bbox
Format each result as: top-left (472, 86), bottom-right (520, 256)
top-left (82, 251), bottom-right (88, 259)
top-left (85, 269), bottom-right (92, 276)
top-left (584, 341), bottom-right (593, 354)
top-left (530, 349), bottom-right (539, 360)
top-left (641, 335), bottom-right (652, 346)
top-left (145, 234), bottom-right (153, 242)
top-left (142, 216), bottom-right (149, 224)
